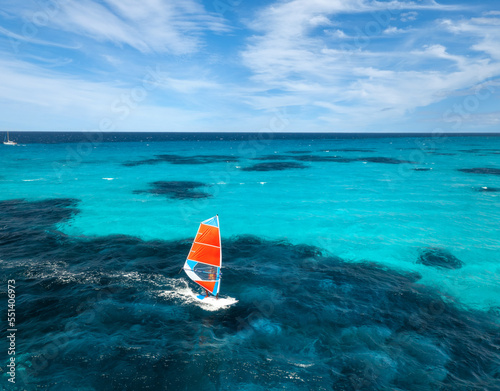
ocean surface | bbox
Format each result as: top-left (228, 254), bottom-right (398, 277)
top-left (1, 132), bottom-right (499, 390)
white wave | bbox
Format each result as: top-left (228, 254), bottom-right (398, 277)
top-left (22, 178), bottom-right (44, 182)
top-left (290, 362), bottom-right (314, 368)
top-left (17, 259), bottom-right (237, 311)
top-left (159, 279), bottom-right (238, 312)
top-left (107, 271), bottom-right (169, 288)
top-left (23, 261), bottom-right (165, 287)
top-left (24, 260), bottom-right (101, 284)
top-left (102, 178), bottom-right (115, 181)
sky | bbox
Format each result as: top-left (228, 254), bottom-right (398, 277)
top-left (0, 0), bottom-right (499, 132)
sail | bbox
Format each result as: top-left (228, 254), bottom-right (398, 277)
top-left (183, 215), bottom-right (221, 295)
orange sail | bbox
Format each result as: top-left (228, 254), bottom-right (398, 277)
top-left (183, 216), bottom-right (221, 296)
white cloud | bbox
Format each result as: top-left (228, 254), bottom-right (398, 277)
top-left (7, 0), bottom-right (230, 55)
top-left (102, 54), bottom-right (122, 67)
top-left (0, 57), bottom-right (122, 113)
top-left (162, 77), bottom-right (221, 94)
top-left (383, 26), bottom-right (404, 34)
top-left (1, 0), bottom-right (498, 132)
top-left (400, 11), bottom-right (418, 22)
top-left (309, 15), bottom-right (333, 27)
top-left (470, 17), bottom-right (500, 26)
top-left (0, 54), bottom-right (248, 131)
top-left (240, 0), bottom-right (500, 130)
top-left (327, 29), bottom-right (348, 38)
top-left (443, 16), bottom-right (500, 60)
top-left (466, 111), bottom-right (500, 126)
top-left (0, 25), bottom-right (80, 50)
top-left (411, 44), bottom-right (468, 69)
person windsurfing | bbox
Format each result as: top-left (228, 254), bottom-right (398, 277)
top-left (203, 288), bottom-right (219, 300)
top-left (204, 266), bottom-right (220, 299)
top-left (182, 216), bottom-right (222, 301)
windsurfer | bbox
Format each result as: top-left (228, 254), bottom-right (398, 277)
top-left (208, 266), bottom-right (216, 280)
top-left (204, 288), bottom-right (219, 299)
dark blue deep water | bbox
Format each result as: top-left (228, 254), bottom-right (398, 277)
top-left (1, 132), bottom-right (500, 390)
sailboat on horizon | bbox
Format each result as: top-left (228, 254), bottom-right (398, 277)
top-left (182, 215), bottom-right (222, 301)
top-left (3, 131), bottom-right (17, 146)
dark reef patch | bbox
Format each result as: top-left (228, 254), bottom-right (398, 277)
top-left (252, 154), bottom-right (414, 164)
top-left (356, 157), bottom-right (415, 164)
top-left (251, 154), bottom-right (296, 161)
top-left (0, 198), bottom-right (80, 265)
top-left (297, 156), bottom-right (415, 164)
top-left (241, 162), bottom-right (308, 171)
top-left (475, 186), bottom-right (500, 192)
top-left (321, 148), bottom-right (376, 152)
top-left (459, 149), bottom-right (500, 154)
top-left (458, 168), bottom-right (500, 176)
top-left (123, 158), bottom-right (159, 167)
top-left (294, 155), bottom-right (352, 162)
top-left (417, 248), bottom-right (464, 269)
top-left (0, 198), bottom-right (79, 230)
top-left (134, 181), bottom-right (211, 199)
top-left (1, 199), bottom-right (499, 390)
top-left (413, 168), bottom-right (432, 171)
top-left (124, 154), bottom-right (238, 167)
top-left (155, 154), bottom-right (238, 165)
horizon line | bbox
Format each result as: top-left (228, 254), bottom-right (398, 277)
top-left (3, 131), bottom-right (500, 135)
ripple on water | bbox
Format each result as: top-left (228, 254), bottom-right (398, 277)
top-left (1, 198), bottom-right (499, 391)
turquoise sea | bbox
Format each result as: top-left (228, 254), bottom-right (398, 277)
top-left (1, 132), bottom-right (499, 390)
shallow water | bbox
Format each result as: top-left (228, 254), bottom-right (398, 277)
top-left (1, 133), bottom-right (499, 390)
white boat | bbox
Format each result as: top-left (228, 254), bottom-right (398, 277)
top-left (182, 215), bottom-right (222, 300)
top-left (3, 131), bottom-right (17, 146)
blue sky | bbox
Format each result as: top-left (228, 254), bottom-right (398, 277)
top-left (0, 0), bottom-right (499, 132)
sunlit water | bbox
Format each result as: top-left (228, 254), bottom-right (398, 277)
top-left (1, 133), bottom-right (499, 390)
